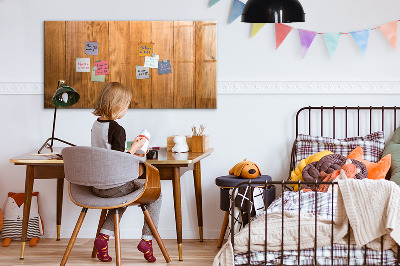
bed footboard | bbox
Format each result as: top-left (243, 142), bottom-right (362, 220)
top-left (230, 180), bottom-right (400, 266)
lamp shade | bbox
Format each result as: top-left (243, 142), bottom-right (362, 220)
top-left (52, 82), bottom-right (80, 108)
top-left (241, 0), bottom-right (305, 23)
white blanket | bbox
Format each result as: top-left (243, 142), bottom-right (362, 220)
top-left (213, 179), bottom-right (400, 266)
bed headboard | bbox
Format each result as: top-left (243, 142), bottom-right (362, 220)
top-left (290, 106), bottom-right (400, 179)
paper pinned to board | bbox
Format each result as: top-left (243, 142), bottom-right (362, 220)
top-left (85, 41), bottom-right (98, 55)
top-left (138, 42), bottom-right (154, 57)
top-left (91, 66), bottom-right (105, 82)
top-left (94, 60), bottom-right (109, 75)
top-left (144, 55), bottom-right (159, 68)
top-left (76, 58), bottom-right (90, 72)
top-left (136, 65), bottom-right (150, 79)
top-left (158, 60), bottom-right (172, 75)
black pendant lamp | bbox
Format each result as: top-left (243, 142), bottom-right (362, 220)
top-left (241, 0), bottom-right (305, 23)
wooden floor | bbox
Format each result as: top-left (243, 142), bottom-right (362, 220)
top-left (0, 239), bottom-right (221, 265)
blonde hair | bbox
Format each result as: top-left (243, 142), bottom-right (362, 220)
top-left (93, 82), bottom-right (132, 120)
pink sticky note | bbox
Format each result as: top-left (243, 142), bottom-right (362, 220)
top-left (94, 60), bottom-right (109, 75)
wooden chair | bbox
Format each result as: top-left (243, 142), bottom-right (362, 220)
top-left (60, 146), bottom-right (171, 265)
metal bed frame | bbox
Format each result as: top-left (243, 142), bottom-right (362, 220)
top-left (230, 106), bottom-right (400, 266)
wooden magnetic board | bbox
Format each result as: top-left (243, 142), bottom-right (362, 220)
top-left (44, 21), bottom-right (217, 109)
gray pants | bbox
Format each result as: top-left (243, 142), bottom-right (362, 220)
top-left (92, 180), bottom-right (162, 240)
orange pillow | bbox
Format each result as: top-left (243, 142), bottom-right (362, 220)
top-left (347, 146), bottom-right (391, 180)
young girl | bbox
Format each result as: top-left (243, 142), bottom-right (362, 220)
top-left (91, 82), bottom-right (162, 263)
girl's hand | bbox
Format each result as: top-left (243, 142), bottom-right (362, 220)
top-left (134, 148), bottom-right (149, 157)
top-left (128, 137), bottom-right (147, 155)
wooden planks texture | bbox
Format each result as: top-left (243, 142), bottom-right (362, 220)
top-left (44, 21), bottom-right (217, 109)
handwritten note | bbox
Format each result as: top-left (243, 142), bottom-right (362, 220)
top-left (158, 60), bottom-right (172, 75)
top-left (136, 66), bottom-right (150, 79)
top-left (76, 58), bottom-right (90, 72)
top-left (94, 60), bottom-right (109, 75)
top-left (144, 55), bottom-right (159, 69)
top-left (138, 42), bottom-right (154, 57)
top-left (91, 67), bottom-right (105, 82)
top-left (85, 41), bottom-right (98, 55)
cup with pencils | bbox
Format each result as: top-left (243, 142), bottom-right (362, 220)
top-left (191, 124), bottom-right (209, 152)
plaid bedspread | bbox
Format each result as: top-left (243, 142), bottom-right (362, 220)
top-left (234, 191), bottom-right (397, 265)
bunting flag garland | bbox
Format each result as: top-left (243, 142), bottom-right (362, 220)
top-left (229, 0), bottom-right (245, 24)
top-left (351, 29), bottom-right (370, 55)
top-left (208, 4), bottom-right (400, 57)
top-left (298, 29), bottom-right (317, 58)
top-left (323, 33), bottom-right (341, 58)
top-left (378, 21), bottom-right (398, 50)
top-left (209, 0), bottom-right (220, 7)
top-left (275, 23), bottom-right (293, 49)
top-left (251, 23), bottom-right (266, 38)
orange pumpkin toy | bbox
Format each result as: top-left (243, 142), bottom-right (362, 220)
top-left (229, 159), bottom-right (261, 179)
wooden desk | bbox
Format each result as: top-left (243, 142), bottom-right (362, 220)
top-left (10, 147), bottom-right (213, 261)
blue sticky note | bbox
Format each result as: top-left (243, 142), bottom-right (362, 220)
top-left (158, 60), bottom-right (172, 75)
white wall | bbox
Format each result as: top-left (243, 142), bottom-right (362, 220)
top-left (1, 0), bottom-right (400, 239)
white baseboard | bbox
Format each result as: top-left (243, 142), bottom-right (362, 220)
top-left (1, 81), bottom-right (400, 95)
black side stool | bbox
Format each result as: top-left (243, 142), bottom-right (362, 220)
top-left (215, 175), bottom-right (275, 248)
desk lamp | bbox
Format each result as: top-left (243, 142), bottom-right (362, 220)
top-left (38, 80), bottom-right (80, 154)
top-left (241, 0), bottom-right (305, 23)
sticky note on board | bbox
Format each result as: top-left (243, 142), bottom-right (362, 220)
top-left (158, 60), bottom-right (172, 75)
top-left (144, 55), bottom-right (159, 68)
top-left (136, 66), bottom-right (150, 79)
top-left (85, 41), bottom-right (98, 55)
top-left (91, 67), bottom-right (105, 82)
top-left (94, 60), bottom-right (109, 75)
top-left (138, 42), bottom-right (154, 57)
top-left (76, 58), bottom-right (90, 72)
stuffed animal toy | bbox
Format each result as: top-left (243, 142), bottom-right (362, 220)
top-left (229, 159), bottom-right (261, 179)
top-left (0, 208), bottom-right (3, 232)
top-left (1, 192), bottom-right (44, 247)
top-left (172, 135), bottom-right (189, 153)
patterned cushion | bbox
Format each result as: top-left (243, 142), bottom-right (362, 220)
top-left (295, 131), bottom-right (385, 166)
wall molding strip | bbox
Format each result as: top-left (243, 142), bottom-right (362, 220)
top-left (1, 81), bottom-right (400, 95)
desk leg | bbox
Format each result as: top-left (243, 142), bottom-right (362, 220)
top-left (172, 167), bottom-right (183, 261)
top-left (20, 165), bottom-right (35, 259)
top-left (56, 178), bottom-right (64, 241)
top-left (193, 161), bottom-right (203, 242)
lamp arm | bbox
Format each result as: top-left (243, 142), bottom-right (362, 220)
top-left (50, 106), bottom-right (57, 148)
top-left (37, 106), bottom-right (76, 154)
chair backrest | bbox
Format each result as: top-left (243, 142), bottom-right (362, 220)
top-left (62, 146), bottom-right (145, 187)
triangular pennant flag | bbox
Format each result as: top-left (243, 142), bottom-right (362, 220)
top-left (229, 0), bottom-right (245, 24)
top-left (275, 23), bottom-right (293, 49)
top-left (378, 21), bottom-right (398, 50)
top-left (251, 23), bottom-right (266, 38)
top-left (351, 29), bottom-right (370, 55)
top-left (323, 33), bottom-right (341, 58)
top-left (298, 29), bottom-right (317, 58)
top-left (209, 0), bottom-right (220, 7)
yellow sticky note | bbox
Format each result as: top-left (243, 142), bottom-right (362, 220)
top-left (138, 42), bottom-right (154, 57)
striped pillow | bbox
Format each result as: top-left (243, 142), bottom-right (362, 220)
top-left (294, 131), bottom-right (385, 167)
